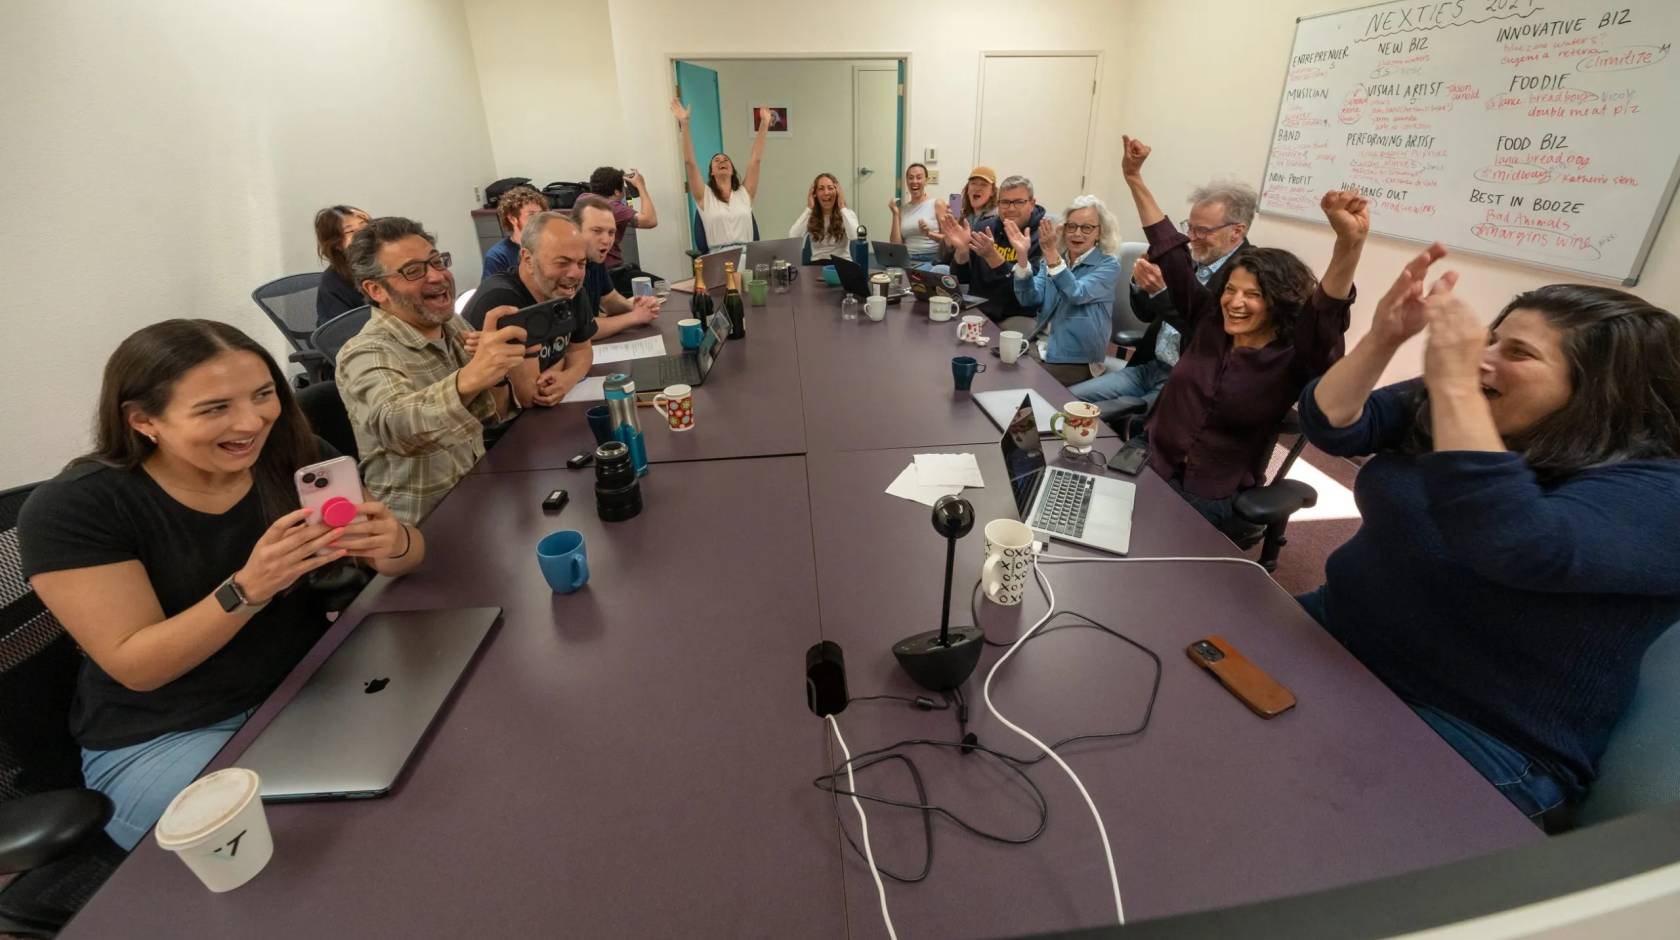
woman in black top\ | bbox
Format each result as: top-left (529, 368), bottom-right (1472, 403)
top-left (315, 204), bottom-right (372, 326)
top-left (19, 320), bottom-right (425, 849)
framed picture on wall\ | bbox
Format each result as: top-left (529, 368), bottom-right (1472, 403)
top-left (751, 105), bottom-right (790, 137)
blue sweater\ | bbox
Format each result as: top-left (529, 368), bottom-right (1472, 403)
top-left (1298, 377), bottom-right (1680, 791)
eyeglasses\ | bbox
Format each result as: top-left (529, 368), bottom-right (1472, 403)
top-left (1063, 223), bottom-right (1100, 235)
top-left (1180, 220), bottom-right (1238, 239)
top-left (998, 198), bottom-right (1033, 208)
top-left (385, 252), bottom-right (453, 282)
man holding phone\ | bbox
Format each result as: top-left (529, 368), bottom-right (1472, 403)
top-left (462, 211), bottom-right (598, 408)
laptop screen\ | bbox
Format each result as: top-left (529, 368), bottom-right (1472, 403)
top-left (998, 395), bottom-right (1048, 519)
top-left (696, 309), bottom-right (730, 377)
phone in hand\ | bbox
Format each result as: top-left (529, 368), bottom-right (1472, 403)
top-left (294, 457), bottom-right (366, 554)
top-left (496, 298), bottom-right (574, 358)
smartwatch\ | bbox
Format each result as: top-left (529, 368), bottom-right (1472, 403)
top-left (214, 574), bottom-right (267, 614)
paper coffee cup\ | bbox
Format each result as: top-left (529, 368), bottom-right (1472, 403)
top-left (155, 767), bottom-right (274, 892)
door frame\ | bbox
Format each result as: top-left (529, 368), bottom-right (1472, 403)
top-left (973, 50), bottom-right (1104, 194)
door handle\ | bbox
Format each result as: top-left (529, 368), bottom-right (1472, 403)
top-left (859, 167), bottom-right (874, 177)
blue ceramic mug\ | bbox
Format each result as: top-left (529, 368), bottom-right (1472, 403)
top-left (952, 356), bottom-right (986, 392)
top-left (536, 530), bottom-right (590, 594)
top-left (678, 318), bottom-right (705, 350)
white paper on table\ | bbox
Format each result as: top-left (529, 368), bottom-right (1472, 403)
top-left (559, 375), bottom-right (606, 404)
top-left (590, 335), bottom-right (667, 365)
top-left (886, 463), bottom-right (964, 508)
top-left (913, 453), bottom-right (985, 489)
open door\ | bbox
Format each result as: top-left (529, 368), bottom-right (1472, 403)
top-left (674, 60), bottom-right (723, 252)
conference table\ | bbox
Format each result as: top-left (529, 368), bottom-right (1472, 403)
top-left (62, 268), bottom-right (1540, 938)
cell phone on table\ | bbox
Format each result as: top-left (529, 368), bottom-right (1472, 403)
top-left (294, 457), bottom-right (366, 553)
top-left (1187, 636), bottom-right (1296, 718)
top-left (1107, 440), bottom-right (1148, 475)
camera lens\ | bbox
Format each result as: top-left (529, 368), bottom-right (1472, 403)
top-left (314, 477), bottom-right (330, 489)
top-left (301, 473), bottom-right (316, 484)
top-left (593, 441), bottom-right (642, 522)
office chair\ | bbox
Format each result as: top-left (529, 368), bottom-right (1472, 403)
top-left (0, 483), bottom-right (125, 938)
top-left (689, 209), bottom-right (760, 258)
top-left (1577, 620), bottom-right (1680, 825)
top-left (1231, 410), bottom-right (1318, 571)
top-left (252, 273), bottom-right (328, 384)
top-left (292, 304), bottom-right (373, 376)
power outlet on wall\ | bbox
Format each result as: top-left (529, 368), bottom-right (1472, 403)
top-left (927, 169), bottom-right (940, 184)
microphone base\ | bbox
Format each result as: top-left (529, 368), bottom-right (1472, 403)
top-left (892, 627), bottom-right (984, 692)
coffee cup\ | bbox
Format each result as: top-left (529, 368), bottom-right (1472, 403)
top-left (928, 296), bottom-right (955, 321)
top-left (678, 318), bottom-right (704, 351)
top-left (652, 383), bottom-right (695, 432)
top-left (957, 314), bottom-right (987, 344)
top-left (537, 530), bottom-right (591, 593)
top-left (999, 330), bottom-right (1029, 364)
top-left (1050, 401), bottom-right (1103, 453)
top-left (951, 355), bottom-right (986, 392)
top-left (155, 767), bottom-right (274, 893)
top-left (981, 519), bottom-right (1035, 606)
top-left (631, 276), bottom-right (653, 297)
top-left (864, 296), bottom-right (887, 321)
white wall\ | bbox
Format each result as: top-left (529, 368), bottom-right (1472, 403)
top-left (0, 0), bottom-right (497, 488)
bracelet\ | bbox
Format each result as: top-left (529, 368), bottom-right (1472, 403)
top-left (388, 523), bottom-right (413, 560)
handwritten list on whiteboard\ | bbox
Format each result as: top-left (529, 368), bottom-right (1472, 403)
top-left (1259, 0), bottom-right (1680, 283)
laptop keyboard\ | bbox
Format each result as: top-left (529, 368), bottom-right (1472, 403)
top-left (652, 357), bottom-right (698, 386)
top-left (1032, 469), bottom-right (1095, 538)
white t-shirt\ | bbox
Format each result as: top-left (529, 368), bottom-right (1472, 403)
top-left (788, 206), bottom-right (860, 261)
top-left (896, 197), bottom-right (940, 257)
top-left (697, 186), bottom-right (756, 248)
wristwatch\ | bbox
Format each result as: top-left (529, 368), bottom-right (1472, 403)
top-left (214, 574), bottom-right (267, 614)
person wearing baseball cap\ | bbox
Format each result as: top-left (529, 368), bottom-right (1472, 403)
top-left (959, 166), bottom-right (999, 226)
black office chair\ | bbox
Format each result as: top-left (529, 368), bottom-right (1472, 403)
top-left (294, 380), bottom-right (359, 463)
top-left (253, 273), bottom-right (327, 383)
top-left (1092, 242), bottom-right (1154, 432)
top-left (688, 208), bottom-right (760, 257)
top-left (1231, 410), bottom-right (1318, 572)
top-left (292, 304), bottom-right (373, 376)
top-left (0, 483), bottom-right (125, 938)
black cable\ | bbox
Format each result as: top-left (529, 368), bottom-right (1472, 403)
top-left (815, 607), bottom-right (1162, 883)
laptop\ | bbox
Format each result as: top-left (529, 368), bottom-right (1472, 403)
top-left (975, 388), bottom-right (1058, 435)
top-left (669, 247), bottom-right (736, 295)
top-left (239, 606), bottom-right (501, 801)
top-left (871, 240), bottom-right (910, 270)
top-left (745, 237), bottom-right (805, 271)
top-left (629, 309), bottom-right (731, 390)
top-left (999, 395), bottom-right (1136, 555)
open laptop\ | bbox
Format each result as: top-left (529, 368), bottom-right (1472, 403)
top-left (238, 606), bottom-right (501, 801)
top-left (629, 309), bottom-right (731, 390)
top-left (871, 240), bottom-right (910, 270)
top-left (975, 387), bottom-right (1058, 435)
top-left (669, 246), bottom-right (736, 295)
top-left (745, 236), bottom-right (805, 271)
top-left (999, 395), bottom-right (1136, 555)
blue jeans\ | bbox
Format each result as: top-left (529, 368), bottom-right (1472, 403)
top-left (1071, 358), bottom-right (1171, 407)
top-left (81, 711), bottom-right (250, 850)
top-left (1294, 587), bottom-right (1570, 824)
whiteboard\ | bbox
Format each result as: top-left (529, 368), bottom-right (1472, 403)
top-left (1258, 0), bottom-right (1680, 284)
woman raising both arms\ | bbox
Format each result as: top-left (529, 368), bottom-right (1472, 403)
top-left (671, 98), bottom-right (771, 258)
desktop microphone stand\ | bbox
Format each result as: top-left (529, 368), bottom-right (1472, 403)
top-left (893, 495), bottom-right (984, 691)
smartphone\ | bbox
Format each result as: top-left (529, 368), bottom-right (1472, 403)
top-left (542, 489), bottom-right (569, 513)
top-left (1107, 441), bottom-right (1148, 475)
top-left (1186, 636), bottom-right (1296, 718)
top-left (294, 457), bottom-right (366, 542)
top-left (496, 298), bottom-right (574, 358)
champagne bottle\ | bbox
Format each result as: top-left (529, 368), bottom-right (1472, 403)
top-left (689, 258), bottom-right (715, 322)
top-left (723, 261), bottom-right (746, 339)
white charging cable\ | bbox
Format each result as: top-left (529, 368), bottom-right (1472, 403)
top-left (981, 552), bottom-right (1126, 925)
top-left (826, 713), bottom-right (898, 940)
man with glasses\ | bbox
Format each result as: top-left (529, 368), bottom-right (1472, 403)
top-left (938, 173), bottom-right (1047, 330)
top-left (337, 216), bottom-right (535, 523)
top-left (1072, 181), bottom-right (1255, 416)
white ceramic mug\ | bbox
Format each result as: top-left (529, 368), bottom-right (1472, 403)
top-left (155, 767), bottom-right (274, 893)
top-left (652, 383), bottom-right (695, 432)
top-left (1050, 401), bottom-right (1102, 452)
top-left (864, 295), bottom-right (887, 321)
top-left (928, 296), bottom-right (955, 321)
top-left (631, 276), bottom-right (653, 297)
top-left (957, 314), bottom-right (987, 344)
top-left (999, 330), bottom-right (1028, 364)
top-left (981, 518), bottom-right (1035, 606)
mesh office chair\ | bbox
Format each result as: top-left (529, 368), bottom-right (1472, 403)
top-left (1577, 621), bottom-right (1680, 825)
top-left (296, 304), bottom-right (373, 374)
top-left (1231, 410), bottom-right (1318, 571)
top-left (0, 483), bottom-right (124, 938)
top-left (252, 272), bottom-right (326, 372)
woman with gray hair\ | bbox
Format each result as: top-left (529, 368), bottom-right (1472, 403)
top-left (1006, 194), bottom-right (1123, 386)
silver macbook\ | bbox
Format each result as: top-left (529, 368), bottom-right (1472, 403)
top-left (745, 236), bottom-right (805, 270)
top-left (238, 607), bottom-right (501, 802)
top-left (999, 395), bottom-right (1136, 555)
top-left (976, 388), bottom-right (1058, 435)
